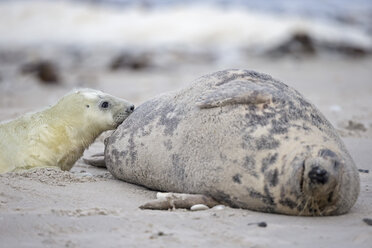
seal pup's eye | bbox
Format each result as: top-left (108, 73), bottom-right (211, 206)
top-left (100, 101), bottom-right (110, 109)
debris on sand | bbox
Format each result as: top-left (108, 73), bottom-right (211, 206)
top-left (248, 221), bottom-right (268, 228)
top-left (21, 60), bottom-right (60, 84)
top-left (267, 32), bottom-right (316, 57)
top-left (267, 31), bottom-right (370, 58)
top-left (110, 52), bottom-right (152, 71)
top-left (363, 218), bottom-right (372, 226)
top-left (345, 120), bottom-right (367, 132)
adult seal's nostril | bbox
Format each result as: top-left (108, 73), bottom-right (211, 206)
top-left (126, 105), bottom-right (135, 113)
top-left (308, 166), bottom-right (329, 184)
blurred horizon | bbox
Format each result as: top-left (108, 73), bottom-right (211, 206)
top-left (0, 0), bottom-right (371, 52)
top-left (0, 0), bottom-right (371, 138)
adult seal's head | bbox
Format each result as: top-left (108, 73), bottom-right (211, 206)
top-left (298, 149), bottom-right (352, 215)
top-left (0, 89), bottom-right (134, 173)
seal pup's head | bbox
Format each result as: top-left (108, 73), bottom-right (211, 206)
top-left (54, 89), bottom-right (134, 132)
top-left (0, 88), bottom-right (135, 173)
top-left (43, 88), bottom-right (135, 171)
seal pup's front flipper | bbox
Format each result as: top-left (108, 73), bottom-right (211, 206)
top-left (139, 192), bottom-right (219, 210)
top-left (197, 79), bottom-right (275, 109)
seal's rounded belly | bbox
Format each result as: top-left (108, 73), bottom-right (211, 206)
top-left (106, 69), bottom-right (360, 216)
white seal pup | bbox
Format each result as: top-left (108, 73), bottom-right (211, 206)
top-left (101, 69), bottom-right (360, 216)
top-left (0, 89), bottom-right (134, 173)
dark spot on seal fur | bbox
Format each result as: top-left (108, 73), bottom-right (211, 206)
top-left (242, 156), bottom-right (258, 178)
top-left (279, 198), bottom-right (297, 209)
top-left (248, 186), bottom-right (276, 207)
top-left (270, 119), bottom-right (289, 134)
top-left (120, 150), bottom-right (128, 158)
top-left (157, 103), bottom-right (184, 136)
top-left (302, 124), bottom-right (311, 131)
top-left (111, 149), bottom-right (120, 161)
top-left (163, 140), bottom-right (173, 150)
top-left (310, 113), bottom-right (325, 128)
top-left (327, 191), bottom-right (334, 203)
top-left (299, 161), bottom-right (305, 192)
top-left (255, 135), bottom-right (280, 150)
top-left (264, 186), bottom-right (276, 206)
top-left (261, 153), bottom-right (278, 172)
top-left (297, 96), bottom-right (312, 108)
top-left (319, 149), bottom-right (337, 158)
top-left (241, 134), bottom-right (254, 149)
top-left (267, 168), bottom-right (279, 187)
top-left (232, 174), bottom-right (242, 184)
top-left (245, 113), bottom-right (270, 127)
top-left (214, 191), bottom-right (241, 208)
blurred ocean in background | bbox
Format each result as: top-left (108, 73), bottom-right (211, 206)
top-left (0, 0), bottom-right (371, 103)
top-left (0, 0), bottom-right (371, 137)
top-left (81, 0), bottom-right (372, 31)
top-left (0, 0), bottom-right (371, 54)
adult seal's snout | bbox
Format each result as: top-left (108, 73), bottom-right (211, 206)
top-left (126, 105), bottom-right (135, 113)
top-left (308, 166), bottom-right (329, 185)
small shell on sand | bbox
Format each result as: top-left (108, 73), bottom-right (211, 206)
top-left (156, 192), bottom-right (172, 200)
top-left (212, 205), bottom-right (226, 210)
top-left (190, 204), bottom-right (209, 211)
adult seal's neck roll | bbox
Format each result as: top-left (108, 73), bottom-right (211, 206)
top-left (0, 89), bottom-right (134, 173)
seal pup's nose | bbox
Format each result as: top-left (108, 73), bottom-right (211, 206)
top-left (308, 166), bottom-right (329, 185)
top-left (126, 105), bottom-right (135, 113)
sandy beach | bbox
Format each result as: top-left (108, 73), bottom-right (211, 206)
top-left (0, 1), bottom-right (372, 247)
top-left (1, 55), bottom-right (371, 248)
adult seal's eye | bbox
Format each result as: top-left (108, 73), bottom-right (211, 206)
top-left (101, 101), bottom-right (109, 109)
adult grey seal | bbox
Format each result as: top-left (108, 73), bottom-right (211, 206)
top-left (0, 89), bottom-right (134, 173)
top-left (104, 69), bottom-right (360, 216)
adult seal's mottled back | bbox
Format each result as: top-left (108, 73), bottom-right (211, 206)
top-left (105, 69), bottom-right (360, 216)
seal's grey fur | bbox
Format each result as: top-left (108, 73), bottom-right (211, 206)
top-left (105, 69), bottom-right (360, 216)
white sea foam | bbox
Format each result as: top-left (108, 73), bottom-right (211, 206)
top-left (0, 0), bottom-right (370, 51)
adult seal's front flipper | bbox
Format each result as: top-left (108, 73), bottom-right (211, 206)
top-left (196, 79), bottom-right (275, 109)
top-left (83, 152), bottom-right (106, 168)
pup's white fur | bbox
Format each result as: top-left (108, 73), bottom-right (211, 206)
top-left (0, 89), bottom-right (133, 173)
